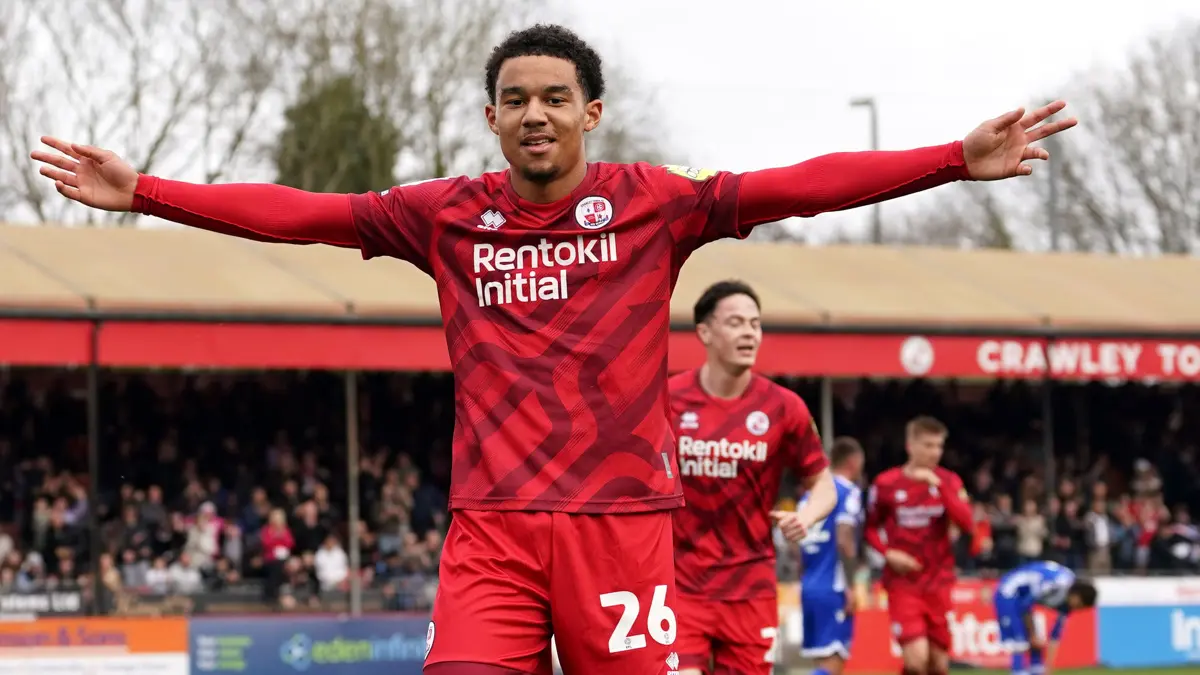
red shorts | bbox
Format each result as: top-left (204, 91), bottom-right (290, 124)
top-left (674, 594), bottom-right (777, 675)
top-left (424, 509), bottom-right (678, 675)
top-left (887, 585), bottom-right (951, 650)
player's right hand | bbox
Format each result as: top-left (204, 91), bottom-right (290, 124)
top-left (31, 137), bottom-right (137, 212)
top-left (770, 511), bottom-right (809, 542)
top-left (906, 466), bottom-right (942, 487)
top-left (884, 549), bottom-right (922, 574)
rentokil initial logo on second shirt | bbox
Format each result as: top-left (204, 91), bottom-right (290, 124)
top-left (676, 436), bottom-right (767, 478)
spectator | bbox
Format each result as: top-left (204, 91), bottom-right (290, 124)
top-left (1131, 459), bottom-right (1163, 499)
top-left (1015, 498), bottom-right (1048, 564)
top-left (168, 552), bottom-right (203, 594)
top-left (1084, 498), bottom-right (1113, 574)
top-left (184, 503), bottom-right (221, 570)
top-left (120, 549), bottom-right (149, 589)
top-left (145, 557), bottom-right (170, 595)
top-left (260, 508), bottom-right (295, 602)
top-left (314, 535), bottom-right (349, 591)
top-left (989, 494), bottom-right (1018, 568)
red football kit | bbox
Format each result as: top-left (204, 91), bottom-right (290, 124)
top-left (863, 466), bottom-right (973, 649)
top-left (669, 369), bottom-right (827, 674)
top-left (131, 142), bottom-right (970, 674)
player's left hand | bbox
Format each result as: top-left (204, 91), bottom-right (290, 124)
top-left (962, 100), bottom-right (1077, 180)
top-left (771, 511), bottom-right (809, 542)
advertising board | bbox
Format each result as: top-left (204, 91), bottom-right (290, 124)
top-left (0, 617), bottom-right (188, 675)
top-left (1093, 576), bottom-right (1200, 667)
top-left (189, 615), bottom-right (428, 675)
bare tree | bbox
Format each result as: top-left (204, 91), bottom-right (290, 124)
top-left (888, 182), bottom-right (1017, 249)
top-left (0, 0), bottom-right (289, 226)
top-left (1041, 22), bottom-right (1200, 254)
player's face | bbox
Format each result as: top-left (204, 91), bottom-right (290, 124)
top-left (485, 55), bottom-right (602, 186)
top-left (905, 431), bottom-right (945, 468)
top-left (846, 450), bottom-right (865, 482)
top-left (698, 293), bottom-right (762, 370)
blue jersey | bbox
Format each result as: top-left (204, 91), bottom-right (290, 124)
top-left (996, 561), bottom-right (1075, 644)
top-left (797, 475), bottom-right (861, 659)
top-left (799, 475), bottom-right (862, 594)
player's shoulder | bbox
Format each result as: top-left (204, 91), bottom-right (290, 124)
top-left (873, 467), bottom-right (904, 487)
top-left (374, 173), bottom-right (481, 209)
top-left (667, 369), bottom-right (702, 397)
top-left (934, 466), bottom-right (965, 486)
top-left (623, 161), bottom-right (727, 191)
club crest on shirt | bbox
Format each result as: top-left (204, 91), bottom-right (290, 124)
top-left (745, 410), bottom-right (770, 436)
top-left (575, 196), bottom-right (613, 229)
top-left (680, 411), bottom-right (699, 430)
top-left (896, 489), bottom-right (907, 502)
top-left (930, 485), bottom-right (939, 496)
top-left (663, 164), bottom-right (717, 182)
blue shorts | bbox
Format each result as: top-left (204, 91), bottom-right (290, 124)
top-left (801, 590), bottom-right (854, 659)
top-left (995, 597), bottom-right (1032, 651)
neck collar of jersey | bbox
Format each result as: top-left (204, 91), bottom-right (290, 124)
top-left (500, 162), bottom-right (599, 218)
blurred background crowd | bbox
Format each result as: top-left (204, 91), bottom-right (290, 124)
top-left (1, 369), bottom-right (1197, 614)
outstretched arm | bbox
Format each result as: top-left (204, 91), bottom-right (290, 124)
top-left (735, 101), bottom-right (1076, 229)
top-left (133, 175), bottom-right (358, 247)
top-left (32, 137), bottom-right (359, 247)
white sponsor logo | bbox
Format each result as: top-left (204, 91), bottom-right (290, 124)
top-left (677, 435), bottom-right (768, 478)
top-left (951, 610), bottom-right (1045, 656)
top-left (479, 209), bottom-right (506, 231)
top-left (895, 504), bottom-right (945, 528)
top-left (680, 411), bottom-right (699, 430)
top-left (900, 335), bottom-right (935, 376)
top-left (472, 233), bottom-right (618, 307)
top-left (575, 196), bottom-right (614, 229)
top-left (1172, 609), bottom-right (1200, 654)
top-left (745, 410), bottom-right (770, 436)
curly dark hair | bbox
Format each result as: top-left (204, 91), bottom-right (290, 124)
top-left (484, 24), bottom-right (605, 103)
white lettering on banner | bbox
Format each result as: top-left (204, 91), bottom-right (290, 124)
top-left (1157, 344), bottom-right (1200, 377)
top-left (950, 611), bottom-right (1046, 657)
top-left (1095, 576), bottom-right (1200, 606)
top-left (677, 435), bottom-right (768, 479)
top-left (1172, 610), bottom-right (1200, 654)
top-left (472, 233), bottom-right (618, 307)
top-left (976, 341), bottom-right (1143, 378)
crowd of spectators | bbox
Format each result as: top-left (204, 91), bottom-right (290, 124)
top-left (1, 369), bottom-right (1198, 615)
top-left (0, 369), bottom-right (452, 612)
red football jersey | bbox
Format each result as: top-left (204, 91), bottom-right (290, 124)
top-left (349, 163), bottom-right (751, 513)
top-left (864, 466), bottom-right (971, 590)
top-left (668, 369), bottom-right (828, 600)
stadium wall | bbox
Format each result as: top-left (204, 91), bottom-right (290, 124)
top-left (0, 578), bottom-right (1193, 674)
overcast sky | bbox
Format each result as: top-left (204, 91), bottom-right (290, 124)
top-left (552, 0), bottom-right (1199, 239)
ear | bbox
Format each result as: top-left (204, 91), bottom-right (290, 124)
top-left (485, 103), bottom-right (499, 136)
top-left (695, 323), bottom-right (712, 346)
top-left (583, 99), bottom-right (603, 133)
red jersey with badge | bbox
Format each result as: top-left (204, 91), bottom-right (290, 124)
top-left (349, 163), bottom-right (751, 513)
top-left (668, 369), bottom-right (828, 600)
top-left (864, 466), bottom-right (973, 591)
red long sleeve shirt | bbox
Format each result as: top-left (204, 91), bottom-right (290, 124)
top-left (132, 142), bottom-right (969, 248)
